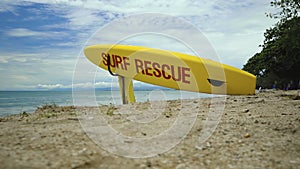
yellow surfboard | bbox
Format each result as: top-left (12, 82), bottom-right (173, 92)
top-left (84, 44), bottom-right (256, 102)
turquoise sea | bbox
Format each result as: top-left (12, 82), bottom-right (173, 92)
top-left (0, 90), bottom-right (207, 116)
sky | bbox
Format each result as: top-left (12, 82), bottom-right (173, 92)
top-left (0, 0), bottom-right (278, 91)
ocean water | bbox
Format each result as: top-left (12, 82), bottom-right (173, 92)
top-left (0, 90), bottom-right (207, 117)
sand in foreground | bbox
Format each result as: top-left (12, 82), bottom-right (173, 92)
top-left (0, 90), bottom-right (299, 169)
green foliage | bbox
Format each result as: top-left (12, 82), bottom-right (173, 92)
top-left (106, 103), bottom-right (116, 116)
top-left (267, 0), bottom-right (299, 20)
top-left (243, 0), bottom-right (300, 89)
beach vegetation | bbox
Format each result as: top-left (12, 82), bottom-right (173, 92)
top-left (162, 108), bottom-right (173, 118)
top-left (37, 103), bottom-right (59, 110)
top-left (106, 103), bottom-right (116, 116)
top-left (19, 111), bottom-right (29, 118)
top-left (243, 0), bottom-right (300, 89)
top-left (35, 103), bottom-right (60, 118)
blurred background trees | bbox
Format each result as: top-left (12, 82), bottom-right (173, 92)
top-left (243, 0), bottom-right (300, 89)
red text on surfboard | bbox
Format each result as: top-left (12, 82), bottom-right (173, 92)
top-left (101, 52), bottom-right (191, 84)
top-left (134, 59), bottom-right (190, 84)
top-left (102, 52), bottom-right (130, 70)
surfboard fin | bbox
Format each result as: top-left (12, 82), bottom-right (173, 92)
top-left (118, 76), bottom-right (136, 104)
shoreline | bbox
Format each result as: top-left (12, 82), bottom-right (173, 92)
top-left (0, 90), bottom-right (209, 117)
top-left (0, 90), bottom-right (299, 168)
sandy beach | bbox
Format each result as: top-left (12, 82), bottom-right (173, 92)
top-left (0, 90), bottom-right (299, 169)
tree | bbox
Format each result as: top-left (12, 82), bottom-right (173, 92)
top-left (243, 0), bottom-right (300, 89)
top-left (267, 0), bottom-right (300, 20)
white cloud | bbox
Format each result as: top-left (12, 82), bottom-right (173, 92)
top-left (0, 57), bottom-right (9, 63)
top-left (0, 52), bottom-right (48, 63)
top-left (34, 80), bottom-right (161, 90)
top-left (6, 28), bottom-right (69, 39)
top-left (35, 81), bottom-right (120, 90)
top-left (64, 9), bottom-right (104, 29)
top-left (74, 81), bottom-right (119, 88)
top-left (0, 50), bottom-right (78, 90)
top-left (0, 1), bottom-right (31, 14)
top-left (37, 83), bottom-right (64, 89)
top-left (6, 28), bottom-right (45, 37)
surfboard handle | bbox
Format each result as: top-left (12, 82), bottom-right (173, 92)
top-left (107, 55), bottom-right (135, 104)
top-left (107, 55), bottom-right (118, 76)
top-left (207, 79), bottom-right (225, 87)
